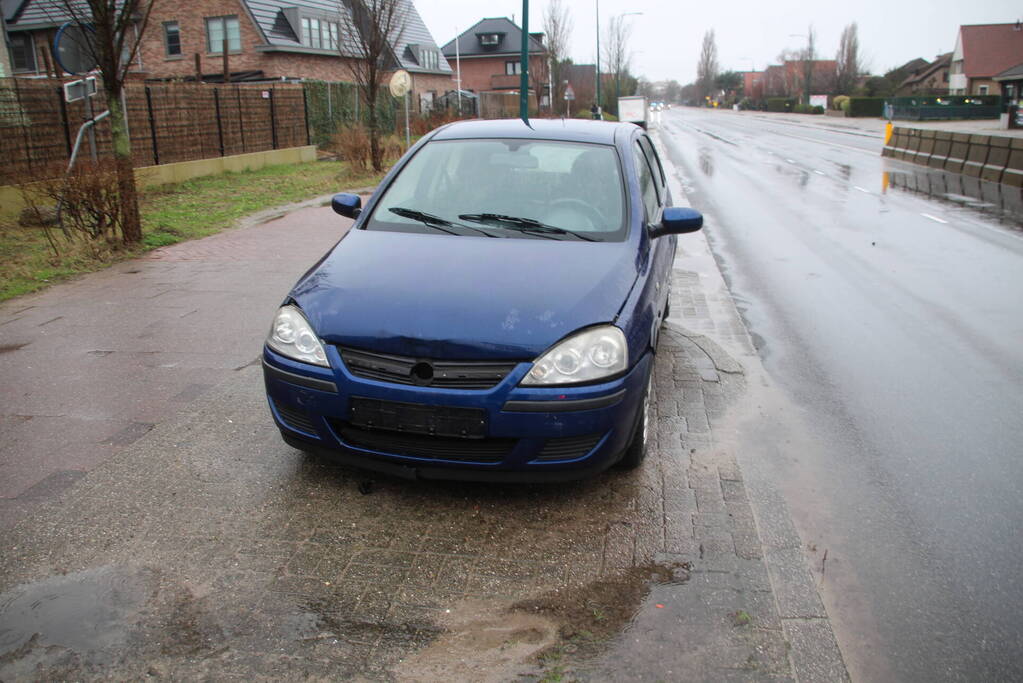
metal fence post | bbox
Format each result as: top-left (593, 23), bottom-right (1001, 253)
top-left (144, 86), bottom-right (160, 165)
top-left (302, 86), bottom-right (311, 147)
top-left (269, 89), bottom-right (278, 150)
top-left (236, 86), bottom-right (246, 153)
top-left (213, 87), bottom-right (225, 156)
top-left (56, 87), bottom-right (72, 157)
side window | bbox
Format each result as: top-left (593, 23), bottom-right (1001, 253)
top-left (633, 142), bottom-right (659, 221)
top-left (638, 136), bottom-right (666, 201)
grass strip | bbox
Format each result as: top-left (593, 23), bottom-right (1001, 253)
top-left (0, 160), bottom-right (384, 302)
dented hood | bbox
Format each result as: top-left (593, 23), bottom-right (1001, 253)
top-left (291, 229), bottom-right (639, 360)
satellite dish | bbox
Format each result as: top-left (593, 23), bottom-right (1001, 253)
top-left (389, 69), bottom-right (412, 98)
top-left (54, 22), bottom-right (97, 75)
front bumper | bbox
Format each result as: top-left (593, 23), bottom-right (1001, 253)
top-left (262, 344), bottom-right (652, 481)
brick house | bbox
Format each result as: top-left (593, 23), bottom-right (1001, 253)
top-left (950, 22), bottom-right (1023, 95)
top-left (3, 0), bottom-right (452, 109)
top-left (761, 60), bottom-right (837, 100)
top-left (896, 53), bottom-right (952, 96)
top-left (742, 71), bottom-right (763, 101)
top-left (440, 17), bottom-right (547, 108)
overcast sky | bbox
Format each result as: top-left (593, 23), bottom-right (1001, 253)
top-left (415, 0), bottom-right (1021, 83)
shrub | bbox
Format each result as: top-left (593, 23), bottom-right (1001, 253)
top-left (847, 97), bottom-right (885, 117)
top-left (766, 98), bottom-right (796, 112)
top-left (832, 95), bottom-right (850, 111)
top-left (19, 161), bottom-right (125, 257)
top-left (332, 124), bottom-right (370, 171)
top-left (380, 133), bottom-right (407, 163)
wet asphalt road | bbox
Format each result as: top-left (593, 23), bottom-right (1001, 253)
top-left (657, 109), bottom-right (1023, 681)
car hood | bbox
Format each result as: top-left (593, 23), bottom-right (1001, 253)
top-left (291, 229), bottom-right (639, 360)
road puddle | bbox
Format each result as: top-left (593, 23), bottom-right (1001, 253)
top-left (395, 561), bottom-right (690, 681)
top-left (0, 566), bottom-right (152, 656)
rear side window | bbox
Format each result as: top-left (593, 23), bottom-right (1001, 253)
top-left (633, 142), bottom-right (659, 221)
top-left (638, 136), bottom-right (666, 201)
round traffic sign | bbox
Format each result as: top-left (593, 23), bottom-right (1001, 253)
top-left (54, 22), bottom-right (97, 75)
top-left (389, 70), bottom-right (412, 98)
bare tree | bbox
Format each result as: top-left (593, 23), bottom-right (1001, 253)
top-left (696, 30), bottom-right (719, 104)
top-left (835, 22), bottom-right (862, 95)
top-left (602, 14), bottom-right (633, 114)
top-left (801, 25), bottom-right (816, 104)
top-left (543, 0), bottom-right (573, 108)
top-left (52, 0), bottom-right (155, 244)
top-left (340, 0), bottom-right (407, 172)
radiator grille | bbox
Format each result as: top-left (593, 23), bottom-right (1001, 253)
top-left (338, 346), bottom-right (519, 390)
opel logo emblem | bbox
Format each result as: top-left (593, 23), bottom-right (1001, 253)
top-left (411, 361), bottom-right (434, 385)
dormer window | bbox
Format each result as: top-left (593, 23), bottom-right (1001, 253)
top-left (479, 33), bottom-right (501, 46)
top-left (409, 44), bottom-right (440, 71)
top-left (301, 16), bottom-right (340, 50)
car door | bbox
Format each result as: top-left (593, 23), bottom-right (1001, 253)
top-left (632, 136), bottom-right (667, 349)
top-left (634, 135), bottom-right (673, 341)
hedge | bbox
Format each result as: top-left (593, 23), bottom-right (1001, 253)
top-left (846, 97), bottom-right (885, 118)
top-left (766, 98), bottom-right (796, 112)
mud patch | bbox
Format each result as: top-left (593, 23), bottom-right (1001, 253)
top-left (394, 600), bottom-right (558, 683)
top-left (395, 562), bottom-right (690, 682)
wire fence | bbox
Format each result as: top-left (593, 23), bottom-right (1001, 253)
top-left (0, 78), bottom-right (310, 186)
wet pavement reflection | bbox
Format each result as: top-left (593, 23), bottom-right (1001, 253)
top-left (884, 165), bottom-right (1023, 227)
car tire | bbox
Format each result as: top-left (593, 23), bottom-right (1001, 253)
top-left (617, 371), bottom-right (653, 470)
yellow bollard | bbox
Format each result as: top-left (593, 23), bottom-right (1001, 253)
top-left (884, 121), bottom-right (893, 146)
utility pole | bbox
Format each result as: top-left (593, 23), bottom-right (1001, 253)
top-left (455, 25), bottom-right (461, 115)
top-left (519, 0), bottom-right (529, 122)
top-left (595, 0), bottom-right (600, 117)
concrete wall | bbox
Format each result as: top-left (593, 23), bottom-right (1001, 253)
top-left (883, 126), bottom-right (1023, 186)
top-left (1, 144), bottom-right (317, 218)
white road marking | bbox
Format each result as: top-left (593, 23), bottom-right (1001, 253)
top-left (854, 186), bottom-right (871, 194)
top-left (921, 213), bottom-right (948, 224)
top-left (813, 170), bottom-right (825, 175)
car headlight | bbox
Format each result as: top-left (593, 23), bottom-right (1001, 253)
top-left (521, 325), bottom-right (627, 386)
top-left (266, 305), bottom-right (330, 367)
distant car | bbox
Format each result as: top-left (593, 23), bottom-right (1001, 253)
top-left (262, 119), bottom-right (702, 481)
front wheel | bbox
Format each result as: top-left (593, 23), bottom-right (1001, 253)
top-left (616, 372), bottom-right (653, 470)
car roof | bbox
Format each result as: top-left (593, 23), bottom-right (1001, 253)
top-left (429, 118), bottom-right (636, 145)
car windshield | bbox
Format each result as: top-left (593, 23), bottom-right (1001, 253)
top-left (364, 138), bottom-right (627, 241)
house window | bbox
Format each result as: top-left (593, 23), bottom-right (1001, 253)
top-left (10, 33), bottom-right (36, 72)
top-left (301, 16), bottom-right (339, 50)
top-left (206, 15), bottom-right (241, 53)
top-left (951, 60), bottom-right (963, 74)
top-left (505, 61), bottom-right (521, 76)
top-left (480, 33), bottom-right (500, 46)
top-left (163, 21), bottom-right (181, 57)
top-left (978, 85), bottom-right (989, 95)
top-left (419, 48), bottom-right (438, 70)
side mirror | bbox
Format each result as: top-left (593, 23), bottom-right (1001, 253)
top-left (650, 206), bottom-right (702, 238)
top-left (331, 193), bottom-right (362, 218)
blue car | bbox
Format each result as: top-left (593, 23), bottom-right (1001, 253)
top-left (262, 118), bottom-right (702, 481)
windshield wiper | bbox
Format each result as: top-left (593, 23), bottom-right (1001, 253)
top-left (389, 207), bottom-right (496, 237)
top-left (457, 213), bottom-right (597, 241)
